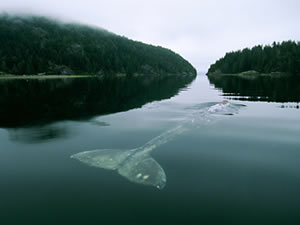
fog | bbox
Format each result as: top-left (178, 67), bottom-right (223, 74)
top-left (1, 0), bottom-right (300, 72)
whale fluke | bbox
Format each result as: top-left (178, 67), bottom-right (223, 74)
top-left (118, 152), bottom-right (166, 189)
top-left (71, 148), bottom-right (166, 189)
top-left (71, 149), bottom-right (136, 170)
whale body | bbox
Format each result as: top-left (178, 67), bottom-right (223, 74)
top-left (71, 101), bottom-right (245, 189)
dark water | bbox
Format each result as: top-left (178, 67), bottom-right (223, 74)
top-left (1, 75), bottom-right (300, 225)
top-left (208, 74), bottom-right (300, 103)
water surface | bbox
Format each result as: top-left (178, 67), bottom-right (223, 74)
top-left (1, 74), bottom-right (300, 225)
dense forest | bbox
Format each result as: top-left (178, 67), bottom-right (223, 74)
top-left (0, 14), bottom-right (196, 76)
top-left (207, 41), bottom-right (300, 75)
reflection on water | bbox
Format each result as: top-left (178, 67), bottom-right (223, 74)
top-left (89, 120), bottom-right (110, 127)
top-left (0, 75), bottom-right (194, 128)
top-left (208, 74), bottom-right (300, 103)
top-left (279, 104), bottom-right (300, 109)
top-left (8, 124), bottom-right (69, 144)
top-left (71, 101), bottom-right (246, 189)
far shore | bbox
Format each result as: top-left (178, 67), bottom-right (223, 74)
top-left (206, 71), bottom-right (292, 79)
top-left (0, 72), bottom-right (196, 80)
top-left (0, 74), bottom-right (99, 80)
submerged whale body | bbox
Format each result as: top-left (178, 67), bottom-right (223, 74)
top-left (71, 101), bottom-right (246, 189)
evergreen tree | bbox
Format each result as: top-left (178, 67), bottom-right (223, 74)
top-left (0, 14), bottom-right (196, 77)
top-left (208, 41), bottom-right (300, 75)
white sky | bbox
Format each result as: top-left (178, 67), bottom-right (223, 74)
top-left (1, 0), bottom-right (300, 72)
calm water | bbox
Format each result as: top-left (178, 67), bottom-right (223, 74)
top-left (1, 75), bottom-right (300, 225)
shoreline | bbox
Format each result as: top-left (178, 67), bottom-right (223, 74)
top-left (0, 72), bottom-right (196, 80)
top-left (206, 71), bottom-right (291, 79)
top-left (0, 74), bottom-right (99, 80)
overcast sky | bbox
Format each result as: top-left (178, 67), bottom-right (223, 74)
top-left (1, 0), bottom-right (300, 72)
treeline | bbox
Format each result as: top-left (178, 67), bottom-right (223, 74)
top-left (0, 14), bottom-right (196, 76)
top-left (207, 41), bottom-right (300, 75)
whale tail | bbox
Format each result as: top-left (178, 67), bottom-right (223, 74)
top-left (71, 148), bottom-right (166, 189)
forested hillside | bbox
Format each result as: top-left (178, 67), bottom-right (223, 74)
top-left (0, 14), bottom-right (196, 76)
top-left (207, 41), bottom-right (300, 75)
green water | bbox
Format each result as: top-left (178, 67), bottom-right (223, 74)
top-left (0, 75), bottom-right (300, 225)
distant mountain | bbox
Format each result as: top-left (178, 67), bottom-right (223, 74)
top-left (207, 41), bottom-right (300, 76)
top-left (0, 14), bottom-right (196, 76)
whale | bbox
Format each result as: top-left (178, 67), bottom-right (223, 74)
top-left (71, 101), bottom-right (245, 190)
